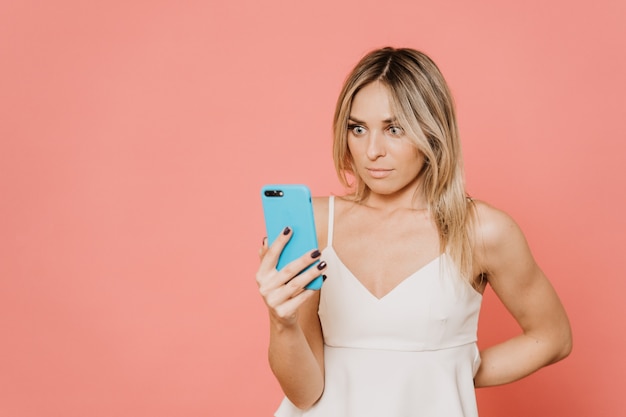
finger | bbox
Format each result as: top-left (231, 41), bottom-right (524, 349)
top-left (272, 289), bottom-right (317, 321)
top-left (258, 226), bottom-right (293, 273)
top-left (260, 259), bottom-right (327, 307)
top-left (258, 236), bottom-right (268, 259)
top-left (257, 247), bottom-right (323, 292)
top-left (279, 260), bottom-right (327, 295)
top-left (275, 248), bottom-right (324, 286)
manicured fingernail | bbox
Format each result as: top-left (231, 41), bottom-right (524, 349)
top-left (311, 249), bottom-right (321, 258)
top-left (262, 237), bottom-right (267, 245)
top-left (316, 261), bottom-right (327, 271)
top-left (322, 274), bottom-right (327, 281)
top-left (282, 227), bottom-right (291, 235)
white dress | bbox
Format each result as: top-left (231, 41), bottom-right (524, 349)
top-left (275, 196), bottom-right (483, 417)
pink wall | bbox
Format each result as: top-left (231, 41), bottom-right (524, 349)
top-left (1, 0), bottom-right (624, 415)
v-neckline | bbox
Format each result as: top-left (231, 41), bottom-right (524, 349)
top-left (324, 246), bottom-right (442, 301)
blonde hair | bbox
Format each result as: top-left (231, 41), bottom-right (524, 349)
top-left (333, 47), bottom-right (475, 281)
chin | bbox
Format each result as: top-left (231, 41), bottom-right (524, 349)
top-left (366, 178), bottom-right (421, 198)
top-left (366, 182), bottom-right (403, 195)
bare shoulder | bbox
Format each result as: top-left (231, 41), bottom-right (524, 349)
top-left (311, 196), bottom-right (329, 213)
top-left (471, 200), bottom-right (524, 250)
top-left (470, 199), bottom-right (532, 276)
top-left (312, 196), bottom-right (330, 250)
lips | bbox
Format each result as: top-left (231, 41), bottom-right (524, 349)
top-left (366, 168), bottom-right (393, 179)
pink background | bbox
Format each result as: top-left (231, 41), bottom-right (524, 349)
top-left (1, 0), bottom-right (625, 415)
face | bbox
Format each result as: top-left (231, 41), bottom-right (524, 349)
top-left (347, 81), bottom-right (426, 201)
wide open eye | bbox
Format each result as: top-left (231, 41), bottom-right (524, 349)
top-left (388, 125), bottom-right (404, 137)
top-left (348, 124), bottom-right (367, 136)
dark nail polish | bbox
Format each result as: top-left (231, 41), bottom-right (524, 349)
top-left (311, 250), bottom-right (321, 258)
top-left (322, 274), bottom-right (327, 281)
top-left (316, 261), bottom-right (327, 271)
top-left (262, 236), bottom-right (267, 245)
top-left (282, 227), bottom-right (291, 235)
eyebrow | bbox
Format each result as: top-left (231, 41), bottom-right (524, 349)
top-left (348, 116), bottom-right (398, 124)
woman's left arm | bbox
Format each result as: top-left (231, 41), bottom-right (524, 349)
top-left (472, 202), bottom-right (572, 388)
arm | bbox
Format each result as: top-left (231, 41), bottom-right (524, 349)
top-left (268, 288), bottom-right (325, 409)
top-left (472, 202), bottom-right (572, 387)
top-left (256, 197), bottom-right (329, 409)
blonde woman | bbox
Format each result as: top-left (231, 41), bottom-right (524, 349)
top-left (256, 47), bottom-right (572, 417)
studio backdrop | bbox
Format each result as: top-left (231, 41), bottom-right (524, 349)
top-left (1, 0), bottom-right (624, 416)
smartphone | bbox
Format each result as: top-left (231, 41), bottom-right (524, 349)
top-left (261, 184), bottom-right (323, 290)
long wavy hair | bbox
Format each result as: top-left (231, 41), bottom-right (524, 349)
top-left (333, 47), bottom-right (475, 281)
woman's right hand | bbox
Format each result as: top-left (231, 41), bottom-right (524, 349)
top-left (256, 226), bottom-right (327, 328)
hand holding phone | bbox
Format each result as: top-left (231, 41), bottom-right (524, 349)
top-left (261, 184), bottom-right (323, 290)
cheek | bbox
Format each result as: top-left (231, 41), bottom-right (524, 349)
top-left (393, 141), bottom-right (421, 160)
top-left (344, 138), bottom-right (357, 169)
top-left (347, 137), bottom-right (354, 153)
top-left (401, 146), bottom-right (426, 172)
top-left (347, 137), bottom-right (360, 159)
top-left (407, 142), bottom-right (424, 161)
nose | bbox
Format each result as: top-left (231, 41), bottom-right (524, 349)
top-left (366, 130), bottom-right (386, 160)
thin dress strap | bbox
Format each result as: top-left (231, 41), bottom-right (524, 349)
top-left (327, 196), bottom-right (335, 247)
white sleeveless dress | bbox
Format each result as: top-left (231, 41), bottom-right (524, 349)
top-left (275, 196), bottom-right (483, 417)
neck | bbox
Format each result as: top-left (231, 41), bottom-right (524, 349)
top-left (360, 188), bottom-right (429, 213)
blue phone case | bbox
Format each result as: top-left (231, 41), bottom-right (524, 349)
top-left (261, 184), bottom-right (323, 290)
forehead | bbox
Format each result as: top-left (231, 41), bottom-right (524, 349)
top-left (350, 82), bottom-right (395, 120)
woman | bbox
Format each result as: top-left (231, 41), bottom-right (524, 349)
top-left (256, 47), bottom-right (572, 417)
